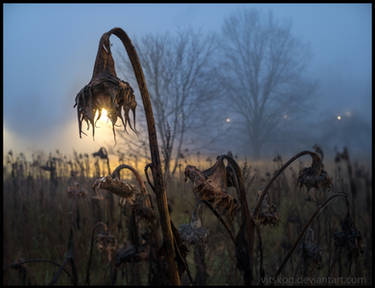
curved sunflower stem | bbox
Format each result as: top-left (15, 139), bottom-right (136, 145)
top-left (111, 164), bottom-right (147, 194)
top-left (107, 27), bottom-right (180, 285)
top-left (254, 151), bottom-right (320, 217)
top-left (200, 200), bottom-right (236, 245)
top-left (86, 222), bottom-right (108, 285)
top-left (144, 163), bottom-right (155, 192)
top-left (50, 227), bottom-right (77, 286)
top-left (272, 193), bottom-right (347, 282)
top-left (6, 259), bottom-right (73, 284)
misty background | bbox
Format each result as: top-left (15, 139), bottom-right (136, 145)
top-left (3, 4), bottom-right (372, 166)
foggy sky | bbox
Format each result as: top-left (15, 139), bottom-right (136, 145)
top-left (3, 4), bottom-right (372, 157)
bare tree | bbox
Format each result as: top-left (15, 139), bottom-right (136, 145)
top-left (220, 9), bottom-right (317, 159)
top-left (117, 28), bottom-right (222, 180)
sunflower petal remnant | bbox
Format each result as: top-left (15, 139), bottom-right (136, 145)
top-left (74, 31), bottom-right (137, 142)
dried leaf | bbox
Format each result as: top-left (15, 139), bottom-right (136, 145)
top-left (185, 158), bottom-right (239, 219)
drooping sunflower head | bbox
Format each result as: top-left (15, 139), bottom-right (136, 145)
top-left (74, 31), bottom-right (137, 143)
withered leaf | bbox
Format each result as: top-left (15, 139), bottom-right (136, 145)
top-left (185, 157), bottom-right (238, 219)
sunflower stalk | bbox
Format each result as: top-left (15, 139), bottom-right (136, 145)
top-left (75, 27), bottom-right (180, 284)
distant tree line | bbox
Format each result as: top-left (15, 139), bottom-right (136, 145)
top-left (113, 7), bottom-right (369, 177)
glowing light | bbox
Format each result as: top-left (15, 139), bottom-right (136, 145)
top-left (337, 115), bottom-right (341, 120)
top-left (95, 108), bottom-right (110, 125)
top-left (101, 108), bottom-right (108, 120)
top-left (283, 114), bottom-right (288, 119)
top-left (226, 117), bottom-right (231, 123)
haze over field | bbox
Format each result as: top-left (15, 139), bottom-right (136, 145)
top-left (2, 5), bottom-right (373, 285)
top-left (3, 4), bottom-right (372, 161)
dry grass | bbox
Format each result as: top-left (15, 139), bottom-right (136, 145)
top-left (2, 148), bottom-right (372, 285)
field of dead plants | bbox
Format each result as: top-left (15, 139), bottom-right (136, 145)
top-left (3, 146), bottom-right (372, 286)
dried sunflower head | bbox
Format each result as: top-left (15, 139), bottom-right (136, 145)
top-left (92, 147), bottom-right (108, 159)
top-left (178, 203), bottom-right (209, 246)
top-left (312, 144), bottom-right (324, 162)
top-left (92, 175), bottom-right (137, 205)
top-left (334, 214), bottom-right (363, 256)
top-left (255, 190), bottom-right (280, 226)
top-left (297, 154), bottom-right (332, 191)
top-left (74, 30), bottom-right (137, 142)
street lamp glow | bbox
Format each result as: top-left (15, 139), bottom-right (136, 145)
top-left (226, 117), bottom-right (231, 123)
top-left (283, 114), bottom-right (288, 119)
top-left (337, 115), bottom-right (341, 120)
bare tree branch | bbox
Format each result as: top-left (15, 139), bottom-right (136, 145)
top-left (220, 8), bottom-right (316, 158)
